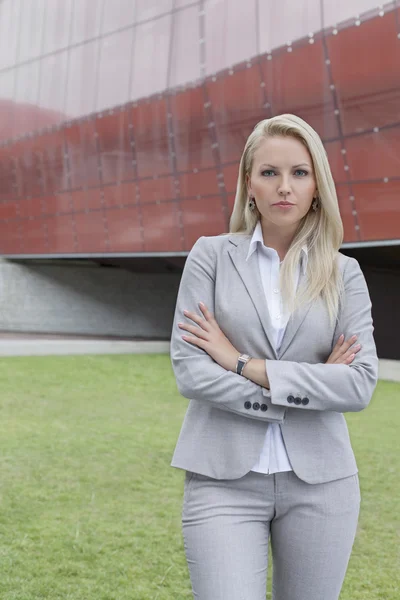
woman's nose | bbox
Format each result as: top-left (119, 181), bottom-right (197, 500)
top-left (277, 178), bottom-right (291, 195)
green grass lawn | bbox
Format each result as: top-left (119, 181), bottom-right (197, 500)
top-left (0, 355), bottom-right (398, 599)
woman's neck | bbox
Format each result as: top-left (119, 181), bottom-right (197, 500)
top-left (260, 221), bottom-right (297, 262)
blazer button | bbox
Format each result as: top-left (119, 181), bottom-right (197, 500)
top-left (244, 401), bottom-right (252, 409)
top-left (252, 402), bottom-right (260, 410)
top-left (260, 404), bottom-right (268, 412)
top-left (294, 397), bottom-right (302, 405)
top-left (302, 397), bottom-right (309, 405)
top-left (287, 395), bottom-right (295, 403)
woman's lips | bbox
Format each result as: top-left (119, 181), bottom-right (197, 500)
top-left (273, 202), bottom-right (294, 209)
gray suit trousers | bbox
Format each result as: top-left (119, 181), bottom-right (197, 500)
top-left (182, 469), bottom-right (361, 600)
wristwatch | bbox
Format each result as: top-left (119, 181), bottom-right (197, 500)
top-left (236, 353), bottom-right (252, 376)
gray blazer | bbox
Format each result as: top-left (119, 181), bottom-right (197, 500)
top-left (170, 234), bottom-right (378, 484)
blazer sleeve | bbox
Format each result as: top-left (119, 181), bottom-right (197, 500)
top-left (170, 236), bottom-right (287, 423)
top-left (265, 256), bottom-right (379, 413)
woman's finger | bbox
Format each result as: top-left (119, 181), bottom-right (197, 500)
top-left (183, 309), bottom-right (209, 330)
top-left (199, 302), bottom-right (215, 322)
top-left (182, 334), bottom-right (206, 349)
top-left (178, 322), bottom-right (209, 340)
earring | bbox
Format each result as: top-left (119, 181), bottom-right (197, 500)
top-left (249, 196), bottom-right (256, 211)
top-left (312, 195), bottom-right (320, 211)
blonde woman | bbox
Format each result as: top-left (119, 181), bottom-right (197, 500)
top-left (170, 114), bottom-right (378, 600)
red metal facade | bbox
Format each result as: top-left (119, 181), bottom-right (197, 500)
top-left (0, 2), bottom-right (399, 256)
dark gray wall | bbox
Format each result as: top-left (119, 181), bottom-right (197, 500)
top-left (0, 259), bottom-right (180, 339)
top-left (362, 266), bottom-right (400, 360)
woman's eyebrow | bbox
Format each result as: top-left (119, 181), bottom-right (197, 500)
top-left (259, 163), bottom-right (311, 169)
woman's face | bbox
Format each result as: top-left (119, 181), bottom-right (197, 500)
top-left (247, 135), bottom-right (317, 230)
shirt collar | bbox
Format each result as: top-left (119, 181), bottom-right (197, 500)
top-left (246, 220), bottom-right (308, 275)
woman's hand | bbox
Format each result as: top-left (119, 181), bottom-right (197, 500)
top-left (178, 302), bottom-right (240, 372)
top-left (326, 334), bottom-right (361, 365)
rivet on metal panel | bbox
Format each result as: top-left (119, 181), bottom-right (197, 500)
top-left (193, 168), bottom-right (198, 173)
top-left (332, 28), bottom-right (338, 35)
top-left (383, 177), bottom-right (389, 183)
top-left (373, 127), bottom-right (379, 133)
top-left (355, 225), bottom-right (360, 230)
top-left (287, 47), bottom-right (292, 52)
top-left (334, 109), bottom-right (339, 115)
top-left (330, 84), bottom-right (335, 90)
top-left (264, 102), bottom-right (270, 108)
top-left (212, 143), bottom-right (219, 149)
top-left (352, 210), bottom-right (357, 216)
top-left (349, 195), bottom-right (355, 201)
top-left (197, 195), bottom-right (201, 200)
top-left (341, 148), bottom-right (346, 154)
top-left (229, 69), bottom-right (234, 75)
top-left (379, 10), bottom-right (385, 17)
top-left (260, 82), bottom-right (265, 87)
top-left (344, 165), bottom-right (349, 171)
top-left (309, 39), bottom-right (314, 44)
top-left (267, 54), bottom-right (272, 60)
top-left (325, 59), bottom-right (331, 65)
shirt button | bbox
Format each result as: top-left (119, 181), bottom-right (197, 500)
top-left (275, 314), bottom-right (281, 319)
top-left (273, 288), bottom-right (279, 293)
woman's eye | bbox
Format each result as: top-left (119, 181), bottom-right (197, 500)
top-left (294, 169), bottom-right (308, 176)
top-left (261, 170), bottom-right (275, 177)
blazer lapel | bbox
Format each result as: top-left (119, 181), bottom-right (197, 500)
top-left (227, 235), bottom-right (314, 360)
top-left (277, 269), bottom-right (313, 358)
top-left (227, 236), bottom-right (278, 360)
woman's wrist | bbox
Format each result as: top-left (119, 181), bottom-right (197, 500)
top-left (242, 358), bottom-right (270, 389)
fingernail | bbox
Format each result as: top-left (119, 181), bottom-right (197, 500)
top-left (350, 354), bottom-right (355, 359)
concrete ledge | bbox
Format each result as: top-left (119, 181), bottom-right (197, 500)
top-left (378, 359), bottom-right (400, 383)
top-left (0, 339), bottom-right (170, 357)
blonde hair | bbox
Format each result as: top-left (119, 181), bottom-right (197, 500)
top-left (229, 113), bottom-right (344, 327)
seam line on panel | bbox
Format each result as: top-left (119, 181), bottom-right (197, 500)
top-left (320, 5), bottom-right (362, 241)
top-left (165, 0), bottom-right (186, 250)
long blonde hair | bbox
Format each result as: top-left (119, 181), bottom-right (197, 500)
top-left (229, 114), bottom-right (344, 327)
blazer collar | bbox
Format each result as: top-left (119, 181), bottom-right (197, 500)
top-left (227, 233), bottom-right (313, 359)
top-left (246, 220), bottom-right (309, 275)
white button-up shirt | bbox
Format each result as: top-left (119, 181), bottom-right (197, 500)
top-left (245, 220), bottom-right (308, 474)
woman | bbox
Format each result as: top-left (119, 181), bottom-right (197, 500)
top-left (170, 114), bottom-right (378, 600)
